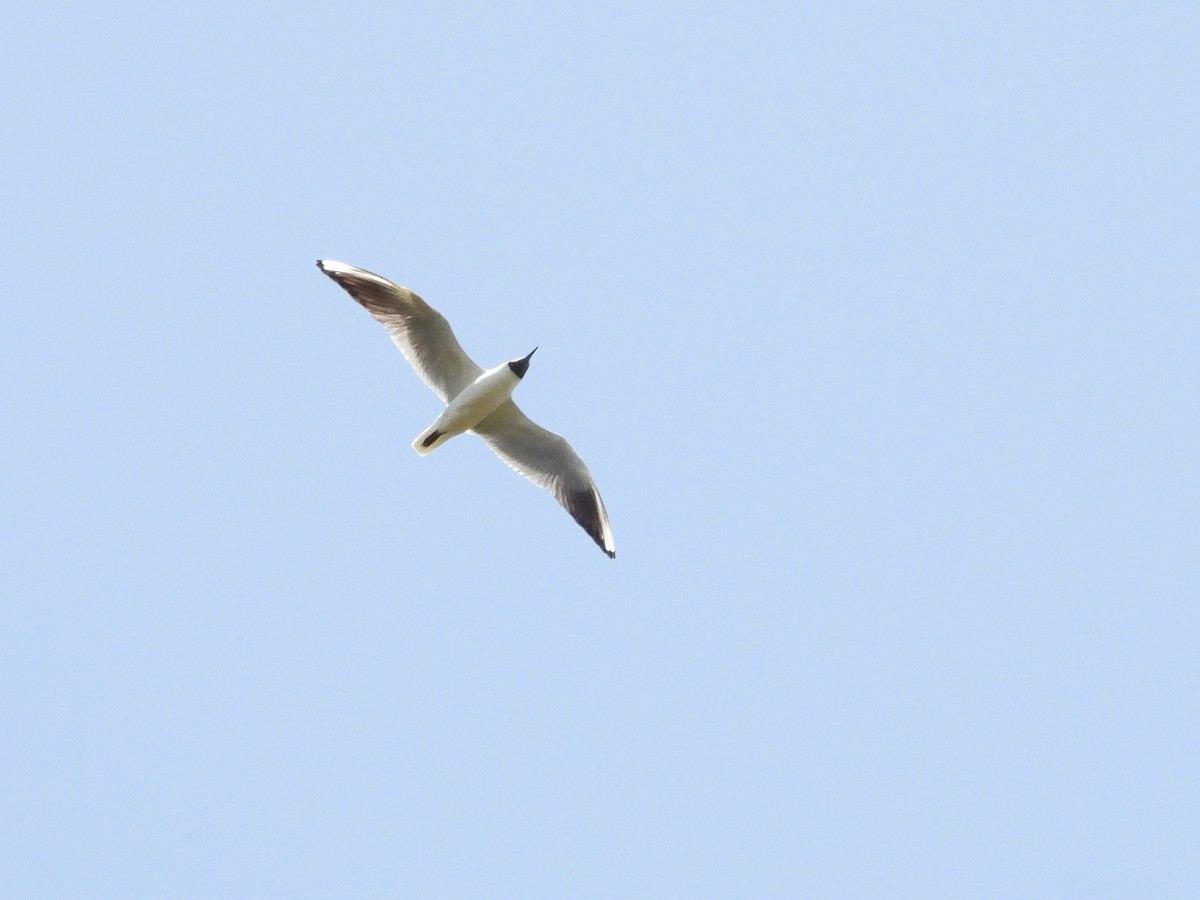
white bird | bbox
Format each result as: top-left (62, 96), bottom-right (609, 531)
top-left (317, 259), bottom-right (616, 558)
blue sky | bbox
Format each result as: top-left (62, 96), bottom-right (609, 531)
top-left (3, 2), bottom-right (1197, 896)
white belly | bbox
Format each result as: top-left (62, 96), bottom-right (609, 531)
top-left (440, 370), bottom-right (515, 430)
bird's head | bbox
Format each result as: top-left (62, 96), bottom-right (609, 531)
top-left (507, 346), bottom-right (537, 379)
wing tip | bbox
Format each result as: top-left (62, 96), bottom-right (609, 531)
top-left (566, 486), bottom-right (615, 559)
top-left (316, 258), bottom-right (352, 276)
top-left (315, 259), bottom-right (403, 294)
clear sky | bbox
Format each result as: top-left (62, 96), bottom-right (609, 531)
top-left (3, 2), bottom-right (1197, 897)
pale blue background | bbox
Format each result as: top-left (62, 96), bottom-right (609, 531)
top-left (3, 3), bottom-right (1197, 897)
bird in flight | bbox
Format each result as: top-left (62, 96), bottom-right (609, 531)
top-left (317, 260), bottom-right (616, 558)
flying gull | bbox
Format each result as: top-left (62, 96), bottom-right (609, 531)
top-left (317, 259), bottom-right (616, 558)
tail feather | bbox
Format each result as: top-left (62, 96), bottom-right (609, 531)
top-left (412, 427), bottom-right (449, 455)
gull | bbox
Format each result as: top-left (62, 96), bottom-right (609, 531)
top-left (317, 259), bottom-right (616, 558)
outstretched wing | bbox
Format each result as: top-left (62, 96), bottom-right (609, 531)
top-left (474, 400), bottom-right (616, 558)
top-left (317, 260), bottom-right (482, 402)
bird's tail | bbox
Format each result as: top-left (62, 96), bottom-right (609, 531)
top-left (412, 426), bottom-right (449, 455)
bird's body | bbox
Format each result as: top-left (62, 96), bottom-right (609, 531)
top-left (317, 259), bottom-right (616, 558)
top-left (412, 361), bottom-right (523, 455)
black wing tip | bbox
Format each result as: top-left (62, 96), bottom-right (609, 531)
top-left (590, 533), bottom-right (616, 559)
top-left (565, 486), bottom-right (615, 559)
